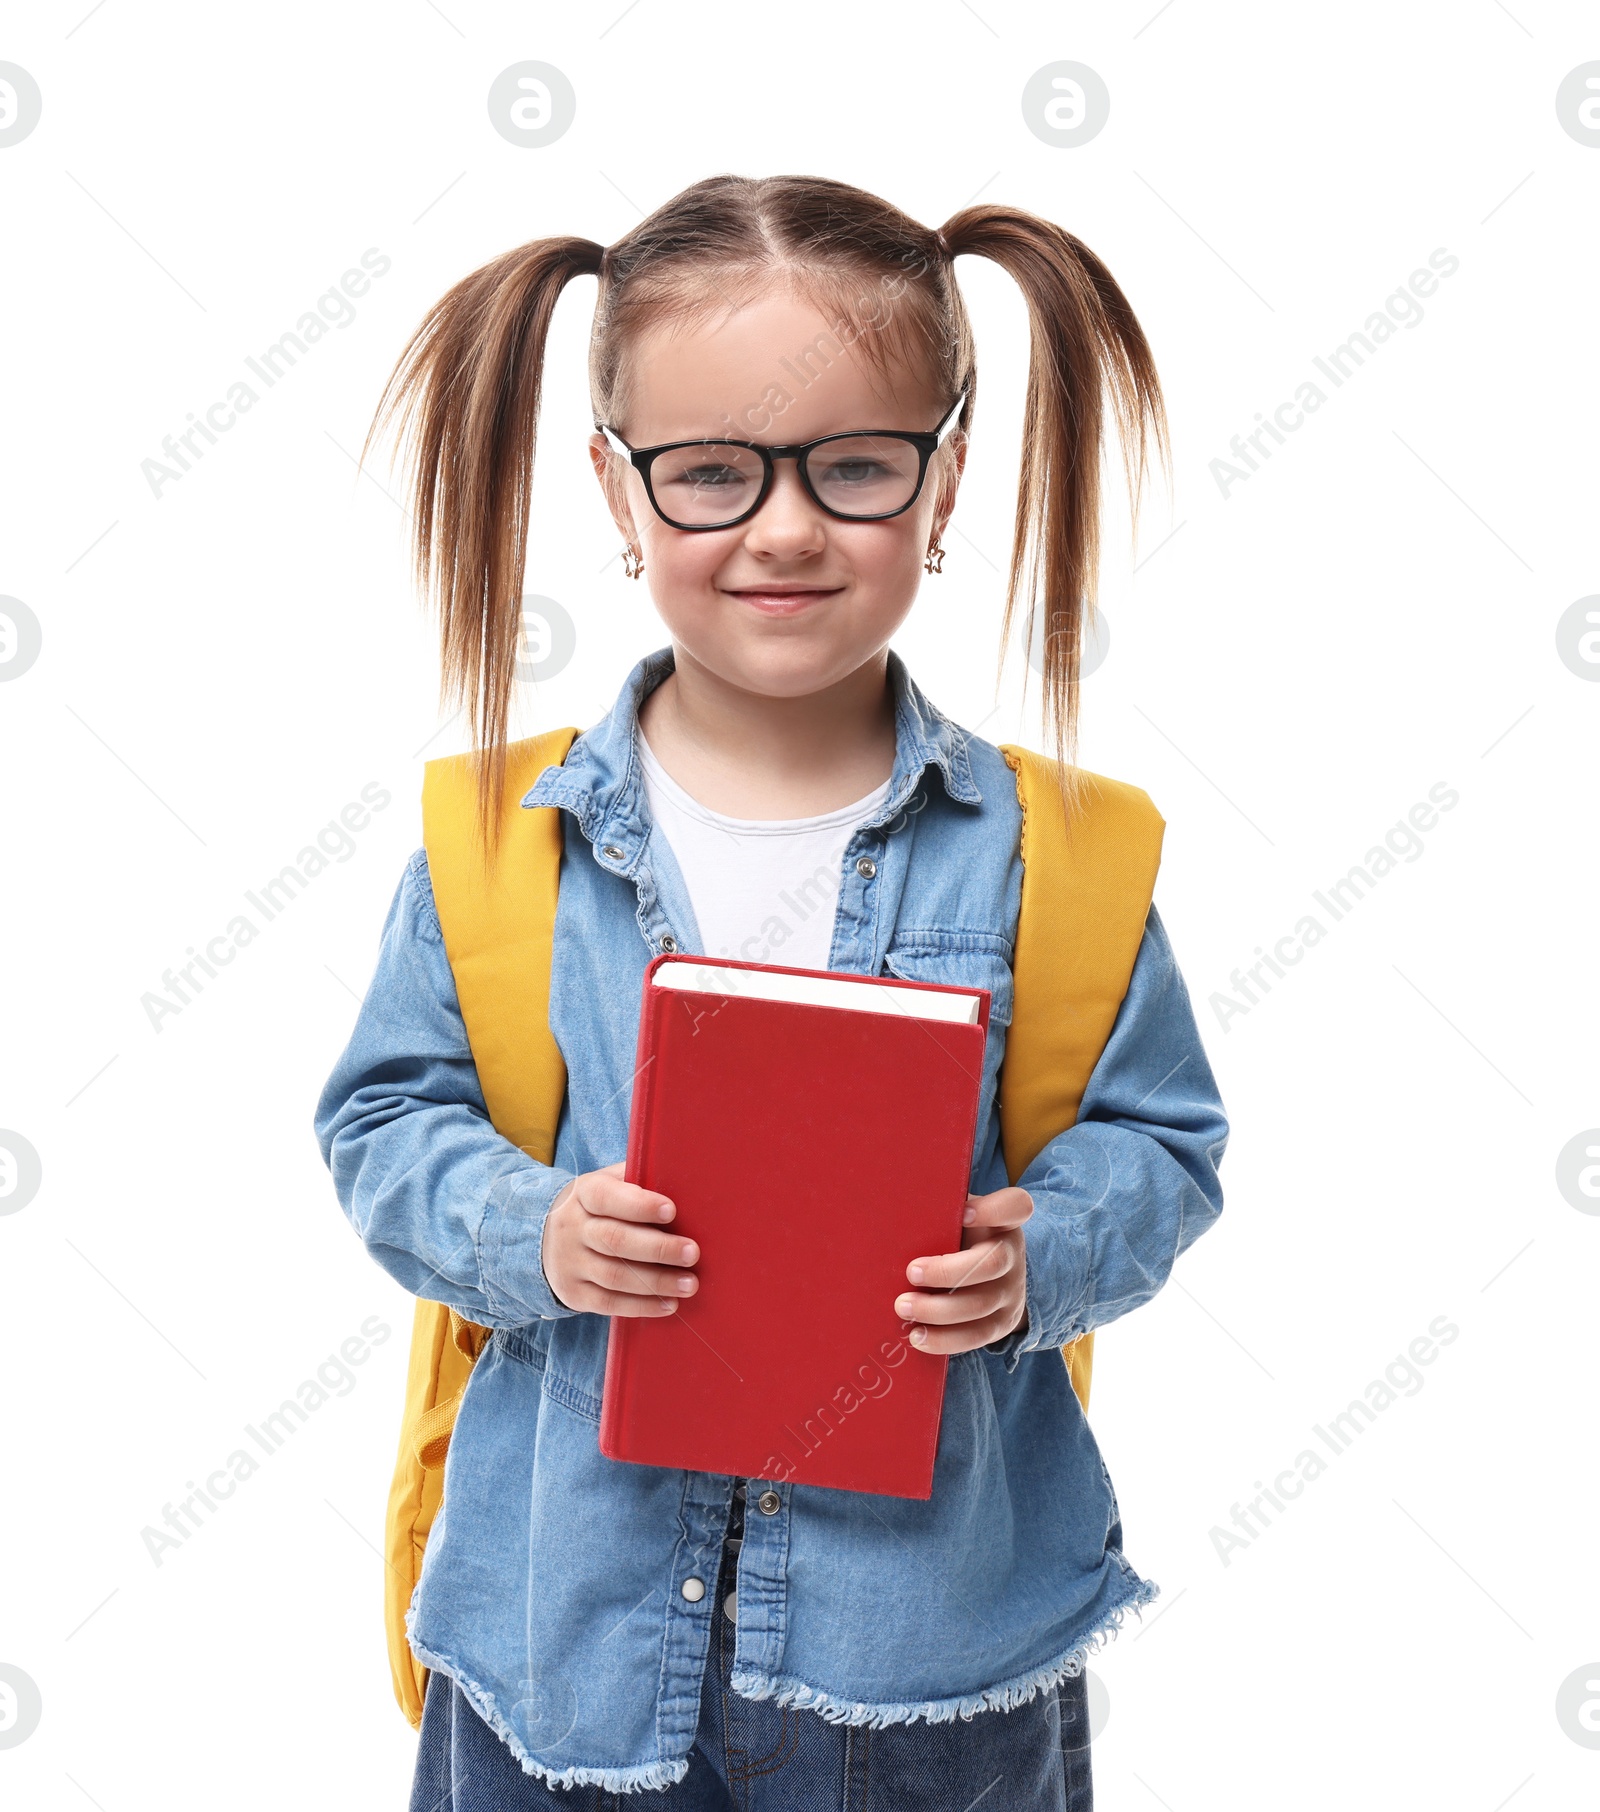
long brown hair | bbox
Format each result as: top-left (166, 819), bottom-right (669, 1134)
top-left (364, 173), bottom-right (1168, 859)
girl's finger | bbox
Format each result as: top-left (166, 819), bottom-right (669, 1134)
top-left (895, 1277), bottom-right (1013, 1326)
top-left (903, 1238), bottom-right (1012, 1292)
top-left (583, 1169), bottom-right (679, 1222)
top-left (582, 1216), bottom-right (699, 1270)
top-left (584, 1252), bottom-right (699, 1299)
top-left (565, 1283), bottom-right (682, 1318)
top-left (962, 1186), bottom-right (1033, 1230)
top-left (905, 1304), bottom-right (1023, 1354)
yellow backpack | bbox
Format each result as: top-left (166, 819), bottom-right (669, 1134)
top-left (382, 727), bottom-right (1163, 1727)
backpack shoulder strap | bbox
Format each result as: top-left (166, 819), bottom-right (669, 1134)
top-left (421, 724), bottom-right (579, 1154)
top-left (997, 746), bottom-right (1165, 1412)
top-left (383, 724), bottom-right (578, 1729)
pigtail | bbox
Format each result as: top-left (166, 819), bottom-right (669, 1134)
top-left (937, 206), bottom-right (1169, 825)
top-left (363, 235), bottom-right (606, 863)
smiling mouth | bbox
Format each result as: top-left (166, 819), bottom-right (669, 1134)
top-left (725, 586), bottom-right (844, 603)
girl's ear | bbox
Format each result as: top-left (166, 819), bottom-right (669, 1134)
top-left (589, 432), bottom-right (639, 543)
top-left (931, 430), bottom-right (968, 537)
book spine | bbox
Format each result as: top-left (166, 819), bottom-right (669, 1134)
top-left (621, 986), bottom-right (661, 1189)
top-left (599, 979), bottom-right (664, 1457)
top-left (951, 1022), bottom-right (985, 1242)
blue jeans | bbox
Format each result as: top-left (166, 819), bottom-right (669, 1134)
top-left (410, 1491), bottom-right (1093, 1812)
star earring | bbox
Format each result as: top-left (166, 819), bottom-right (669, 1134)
top-left (924, 535), bottom-right (947, 574)
top-left (621, 541), bottom-right (644, 580)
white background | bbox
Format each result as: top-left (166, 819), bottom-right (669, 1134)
top-left (1, 2), bottom-right (1596, 1807)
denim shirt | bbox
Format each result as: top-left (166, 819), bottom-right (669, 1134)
top-left (314, 646), bottom-right (1229, 1796)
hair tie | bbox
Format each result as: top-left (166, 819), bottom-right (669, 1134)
top-left (597, 242), bottom-right (613, 281)
top-left (934, 229), bottom-right (952, 259)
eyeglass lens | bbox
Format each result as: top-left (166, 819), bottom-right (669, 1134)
top-left (649, 434), bottom-right (924, 527)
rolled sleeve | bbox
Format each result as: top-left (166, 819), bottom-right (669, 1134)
top-left (478, 1162), bottom-right (580, 1323)
top-left (999, 902), bottom-right (1229, 1368)
top-left (313, 847), bottom-right (579, 1327)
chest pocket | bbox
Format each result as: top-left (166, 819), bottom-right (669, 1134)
top-left (882, 932), bottom-right (1015, 1030)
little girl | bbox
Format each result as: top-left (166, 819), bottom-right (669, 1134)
top-left (316, 173), bottom-right (1228, 1811)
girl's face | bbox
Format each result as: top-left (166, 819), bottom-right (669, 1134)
top-left (588, 287), bottom-right (965, 701)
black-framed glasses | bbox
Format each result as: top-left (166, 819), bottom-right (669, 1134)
top-left (596, 386), bottom-right (968, 531)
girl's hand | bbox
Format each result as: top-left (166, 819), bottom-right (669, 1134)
top-left (541, 1160), bottom-right (699, 1315)
top-left (894, 1187), bottom-right (1033, 1355)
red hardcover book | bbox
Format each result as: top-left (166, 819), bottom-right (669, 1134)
top-left (598, 952), bottom-right (990, 1499)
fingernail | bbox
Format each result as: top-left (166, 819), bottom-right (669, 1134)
top-left (907, 1264), bottom-right (924, 1283)
top-left (680, 1243), bottom-right (696, 1264)
top-left (657, 1202), bottom-right (675, 1220)
top-left (910, 1327), bottom-right (928, 1344)
top-left (962, 1206), bottom-right (976, 1223)
top-left (895, 1296), bottom-right (914, 1316)
top-left (677, 1276), bottom-right (696, 1294)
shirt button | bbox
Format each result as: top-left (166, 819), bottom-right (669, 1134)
top-left (723, 1591), bottom-right (737, 1622)
top-left (855, 856), bottom-right (877, 879)
top-left (660, 933), bottom-right (678, 952)
top-left (757, 1490), bottom-right (781, 1516)
top-left (680, 1576), bottom-right (705, 1602)
top-left (602, 844), bottom-right (623, 860)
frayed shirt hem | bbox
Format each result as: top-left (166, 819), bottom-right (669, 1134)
top-left (406, 1631), bottom-right (692, 1796)
top-left (727, 1575), bottom-right (1160, 1730)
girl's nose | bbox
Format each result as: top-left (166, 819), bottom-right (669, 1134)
top-left (739, 459), bottom-right (828, 558)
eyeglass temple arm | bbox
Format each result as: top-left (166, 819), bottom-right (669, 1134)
top-left (597, 424), bottom-right (637, 463)
top-left (933, 385), bottom-right (968, 445)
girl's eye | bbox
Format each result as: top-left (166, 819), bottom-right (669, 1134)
top-left (819, 459), bottom-right (893, 486)
top-left (673, 464), bottom-right (745, 489)
top-left (656, 447), bottom-right (761, 493)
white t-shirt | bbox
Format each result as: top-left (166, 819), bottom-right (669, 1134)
top-left (637, 731), bottom-right (891, 971)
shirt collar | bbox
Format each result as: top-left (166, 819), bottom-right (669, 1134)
top-left (520, 644), bottom-right (982, 854)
